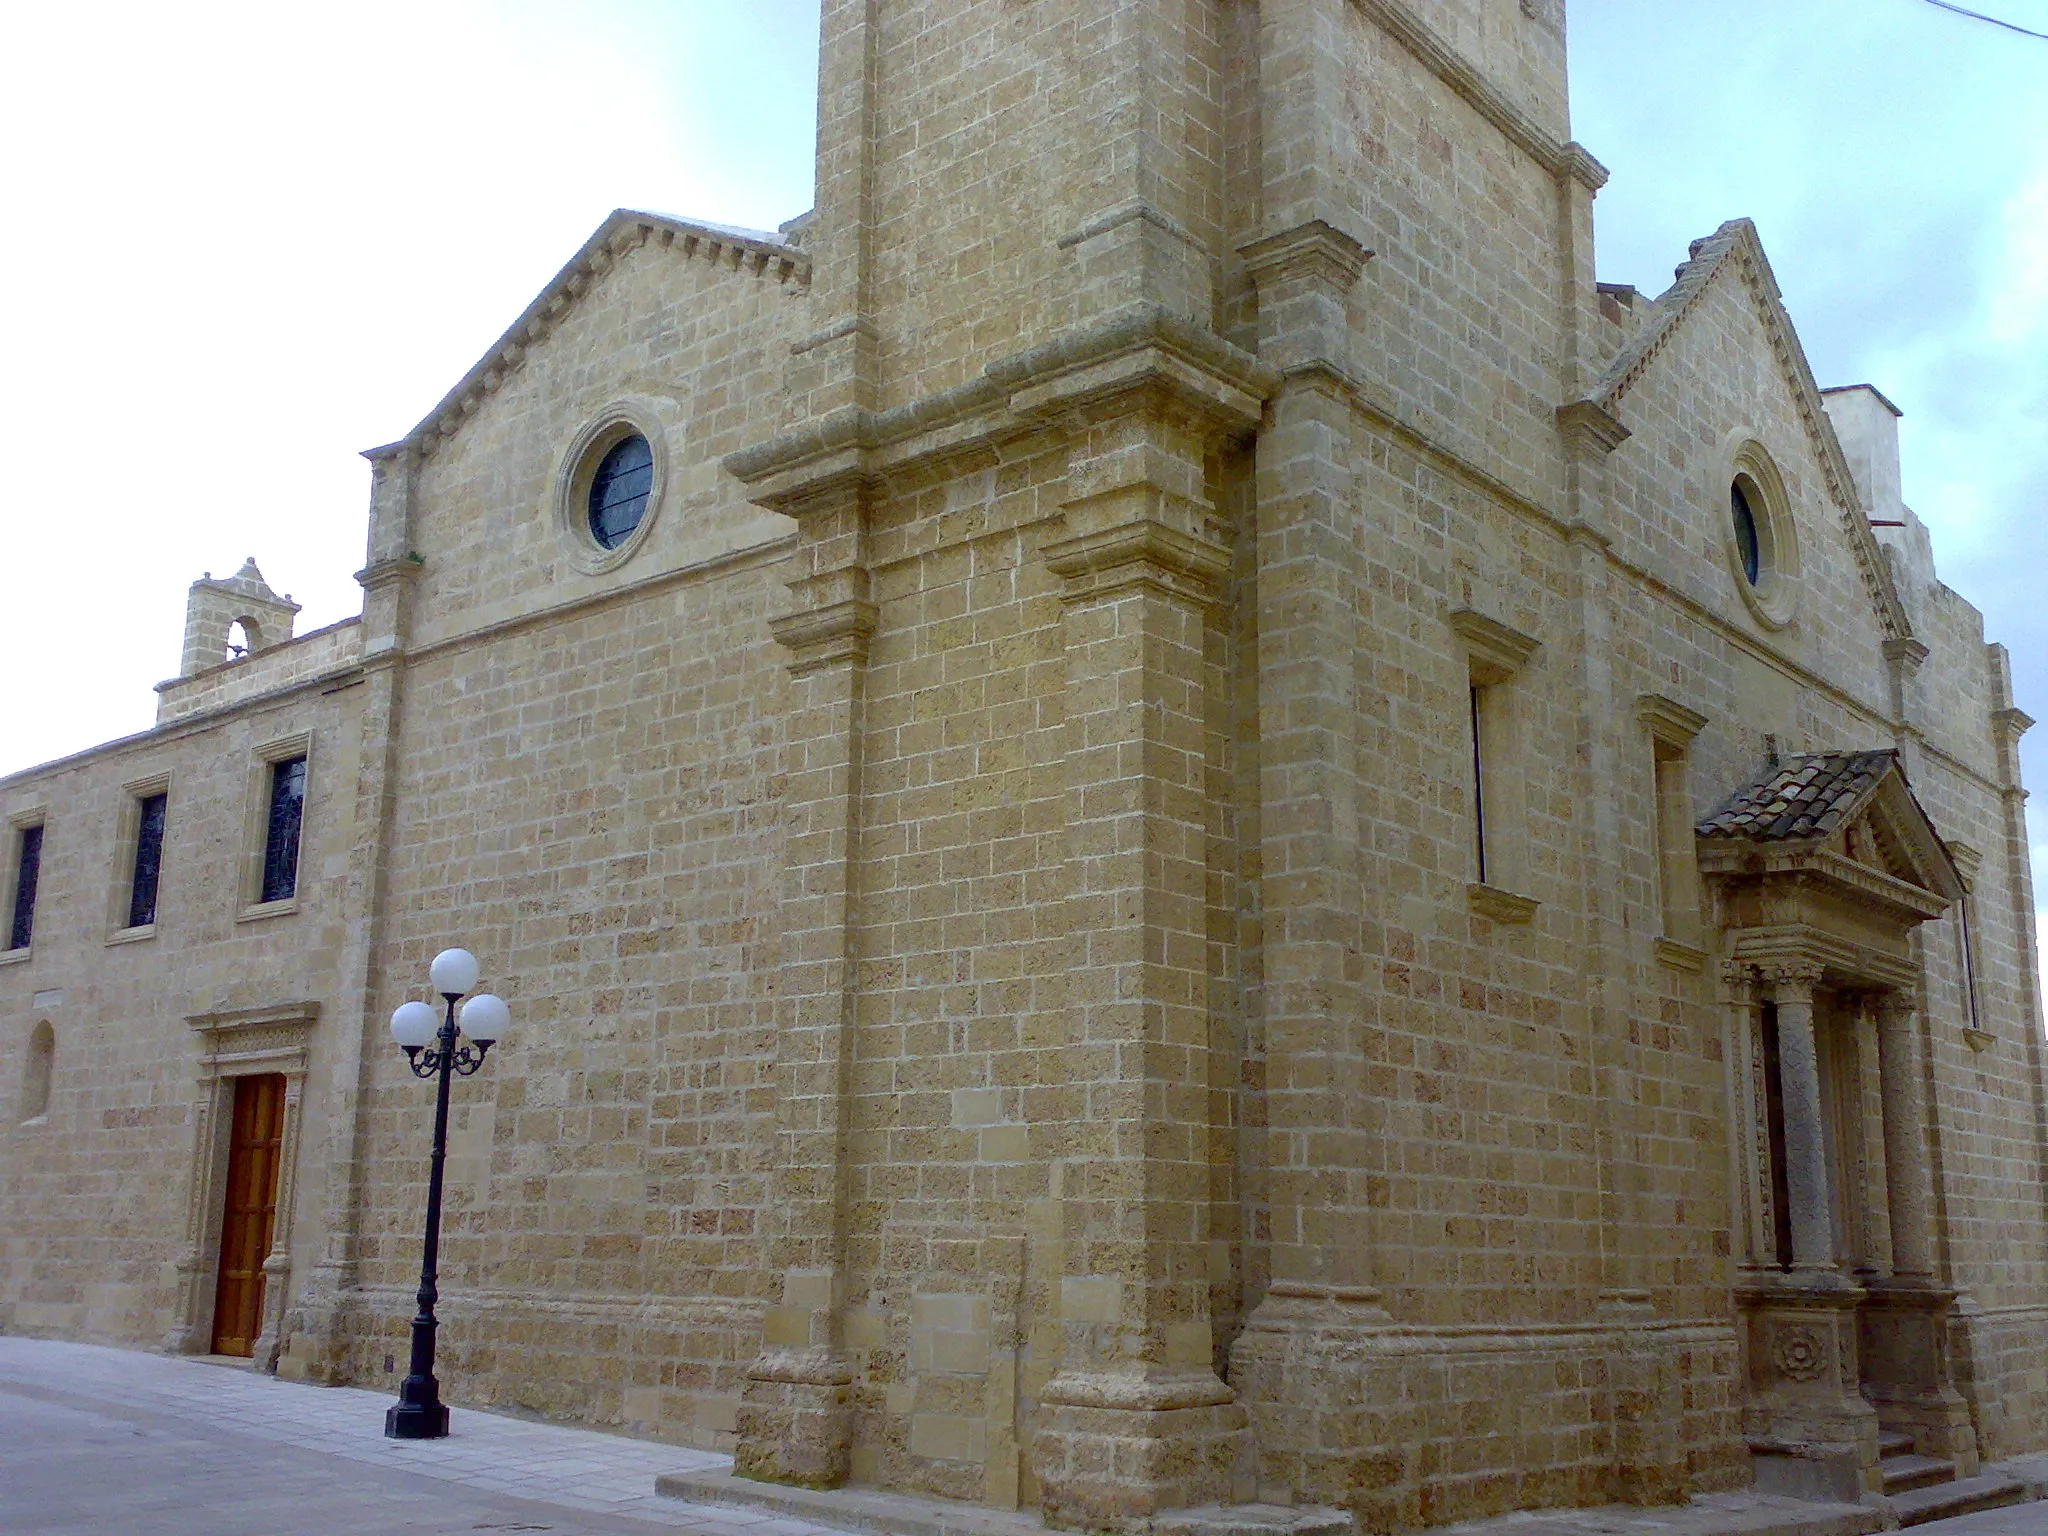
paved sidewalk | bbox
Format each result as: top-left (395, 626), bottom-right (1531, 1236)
top-left (0, 1335), bottom-right (853, 1535)
top-left (4, 1337), bottom-right (2044, 1536)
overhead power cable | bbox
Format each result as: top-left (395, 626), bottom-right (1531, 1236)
top-left (1917, 0), bottom-right (2048, 39)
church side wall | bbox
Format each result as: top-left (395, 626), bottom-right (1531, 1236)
top-left (0, 681), bottom-right (361, 1350)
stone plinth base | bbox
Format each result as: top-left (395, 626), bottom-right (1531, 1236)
top-left (734, 1348), bottom-right (855, 1490)
top-left (1857, 1283), bottom-right (1978, 1475)
top-left (1738, 1279), bottom-right (1878, 1496)
top-left (1231, 1284), bottom-right (1744, 1532)
top-left (1033, 1370), bottom-right (1255, 1531)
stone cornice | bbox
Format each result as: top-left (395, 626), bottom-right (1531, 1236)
top-left (1994, 706), bottom-right (2035, 745)
top-left (1883, 637), bottom-right (1931, 674)
top-left (1057, 198), bottom-right (1203, 254)
top-left (768, 600), bottom-right (879, 677)
top-left (1042, 520), bottom-right (1230, 609)
top-left (1350, 0), bottom-right (1606, 190)
top-left (1636, 693), bottom-right (1709, 749)
top-left (1555, 399), bottom-right (1630, 460)
top-left (1237, 220), bottom-right (1373, 291)
top-left (365, 210), bottom-right (808, 464)
top-left (724, 305), bottom-right (1280, 509)
top-left (1446, 608), bottom-right (1540, 682)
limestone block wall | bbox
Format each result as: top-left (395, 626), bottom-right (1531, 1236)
top-left (0, 680), bottom-right (361, 1348)
top-left (157, 619), bottom-right (363, 724)
top-left (329, 554), bottom-right (793, 1443)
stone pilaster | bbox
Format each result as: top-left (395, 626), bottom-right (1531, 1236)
top-left (736, 477), bottom-right (875, 1489)
top-left (1032, 400), bottom-right (1252, 1529)
top-left (276, 450), bottom-right (419, 1383)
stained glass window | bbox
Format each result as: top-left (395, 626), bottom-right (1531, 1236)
top-left (8, 824), bottom-right (41, 950)
top-left (127, 793), bottom-right (166, 929)
top-left (588, 434), bottom-right (654, 549)
top-left (1731, 482), bottom-right (1761, 586)
top-left (260, 758), bottom-right (306, 904)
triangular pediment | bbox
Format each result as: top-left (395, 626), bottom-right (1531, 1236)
top-left (1576, 218), bottom-right (1911, 645)
top-left (1697, 749), bottom-right (1964, 907)
top-left (363, 208), bottom-right (809, 466)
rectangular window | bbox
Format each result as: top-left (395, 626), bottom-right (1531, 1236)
top-left (8, 824), bottom-right (42, 951)
top-left (259, 757), bottom-right (307, 904)
top-left (126, 793), bottom-right (167, 930)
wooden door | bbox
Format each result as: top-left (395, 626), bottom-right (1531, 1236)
top-left (210, 1073), bottom-right (285, 1356)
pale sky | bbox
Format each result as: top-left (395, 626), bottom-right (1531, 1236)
top-left (1, 1), bottom-right (2041, 952)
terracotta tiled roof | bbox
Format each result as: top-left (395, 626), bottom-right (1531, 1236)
top-left (1696, 751), bottom-right (1899, 842)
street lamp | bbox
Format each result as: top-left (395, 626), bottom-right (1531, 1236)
top-left (384, 946), bottom-right (508, 1440)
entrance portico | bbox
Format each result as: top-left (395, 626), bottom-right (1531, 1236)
top-left (1698, 752), bottom-right (1976, 1499)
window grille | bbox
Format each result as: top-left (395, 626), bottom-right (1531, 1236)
top-left (128, 793), bottom-right (167, 929)
top-left (8, 825), bottom-right (41, 951)
top-left (260, 758), bottom-right (306, 904)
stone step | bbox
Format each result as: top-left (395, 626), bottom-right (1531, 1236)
top-left (1877, 1430), bottom-right (1916, 1459)
top-left (1880, 1453), bottom-right (1955, 1495)
top-left (1891, 1471), bottom-right (2030, 1528)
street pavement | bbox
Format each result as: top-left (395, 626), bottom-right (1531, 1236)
top-left (3, 1337), bottom-right (2045, 1536)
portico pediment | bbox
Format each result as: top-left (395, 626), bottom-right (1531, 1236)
top-left (1696, 750), bottom-right (1963, 955)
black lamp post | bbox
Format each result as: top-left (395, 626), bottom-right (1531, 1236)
top-left (384, 946), bottom-right (508, 1440)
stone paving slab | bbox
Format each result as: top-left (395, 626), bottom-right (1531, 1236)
top-left (0, 1335), bottom-right (846, 1535)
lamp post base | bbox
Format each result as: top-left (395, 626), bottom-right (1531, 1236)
top-left (385, 1380), bottom-right (450, 1439)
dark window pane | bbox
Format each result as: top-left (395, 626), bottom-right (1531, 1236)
top-left (8, 824), bottom-right (41, 951)
top-left (260, 758), bottom-right (306, 904)
top-left (127, 793), bottom-right (167, 929)
top-left (1732, 483), bottom-right (1761, 586)
top-left (587, 434), bottom-right (654, 549)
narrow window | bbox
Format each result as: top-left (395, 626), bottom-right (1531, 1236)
top-left (21, 1020), bottom-right (53, 1122)
top-left (8, 825), bottom-right (42, 951)
top-left (127, 793), bottom-right (167, 929)
top-left (259, 757), bottom-right (307, 904)
top-left (1958, 896), bottom-right (1983, 1033)
top-left (1469, 683), bottom-right (1490, 885)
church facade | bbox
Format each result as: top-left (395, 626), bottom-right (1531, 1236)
top-left (4, 1), bottom-right (2045, 1528)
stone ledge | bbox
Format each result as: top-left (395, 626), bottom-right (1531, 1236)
top-left (654, 1468), bottom-right (1354, 1536)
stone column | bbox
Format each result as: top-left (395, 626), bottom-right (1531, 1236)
top-left (1032, 399), bottom-right (1252, 1528)
top-left (1876, 994), bottom-right (1938, 1283)
top-left (735, 477), bottom-right (875, 1489)
top-left (1770, 968), bottom-right (1837, 1276)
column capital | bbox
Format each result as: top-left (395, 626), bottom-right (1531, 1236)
top-left (1766, 963), bottom-right (1826, 1004)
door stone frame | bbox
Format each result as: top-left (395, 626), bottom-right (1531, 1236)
top-left (164, 1001), bottom-right (318, 1368)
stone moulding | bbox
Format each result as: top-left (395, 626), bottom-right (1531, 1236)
top-left (723, 304), bottom-right (1280, 510)
top-left (1236, 220), bottom-right (1373, 290)
top-left (1581, 218), bottom-right (1912, 645)
top-left (364, 209), bottom-right (809, 466)
top-left (1350, 0), bottom-right (1608, 191)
